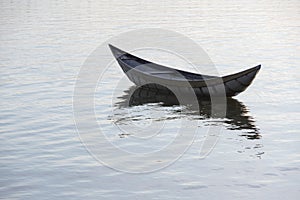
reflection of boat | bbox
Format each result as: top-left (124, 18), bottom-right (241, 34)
top-left (115, 85), bottom-right (260, 139)
top-left (109, 44), bottom-right (261, 97)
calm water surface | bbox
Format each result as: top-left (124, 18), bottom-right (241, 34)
top-left (1, 0), bottom-right (300, 199)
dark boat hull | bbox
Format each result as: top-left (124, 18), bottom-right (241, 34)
top-left (109, 44), bottom-right (261, 97)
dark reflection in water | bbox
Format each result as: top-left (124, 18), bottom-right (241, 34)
top-left (115, 84), bottom-right (261, 140)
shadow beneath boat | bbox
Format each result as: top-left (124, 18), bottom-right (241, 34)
top-left (115, 84), bottom-right (261, 140)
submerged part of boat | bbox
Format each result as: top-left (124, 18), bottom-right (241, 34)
top-left (109, 44), bottom-right (261, 97)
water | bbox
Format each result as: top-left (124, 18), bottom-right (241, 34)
top-left (1, 0), bottom-right (300, 199)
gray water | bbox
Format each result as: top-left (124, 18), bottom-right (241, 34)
top-left (1, 0), bottom-right (300, 199)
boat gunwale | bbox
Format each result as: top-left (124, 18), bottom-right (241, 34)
top-left (109, 44), bottom-right (261, 89)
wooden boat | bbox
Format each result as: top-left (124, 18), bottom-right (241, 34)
top-left (109, 44), bottom-right (261, 97)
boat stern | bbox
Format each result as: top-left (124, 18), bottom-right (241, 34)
top-left (108, 44), bottom-right (127, 59)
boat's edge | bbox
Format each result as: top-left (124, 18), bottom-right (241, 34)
top-left (108, 44), bottom-right (261, 97)
top-left (221, 65), bottom-right (261, 96)
top-left (109, 44), bottom-right (260, 81)
top-left (222, 65), bottom-right (261, 82)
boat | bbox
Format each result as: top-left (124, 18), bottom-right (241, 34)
top-left (109, 44), bottom-right (261, 97)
